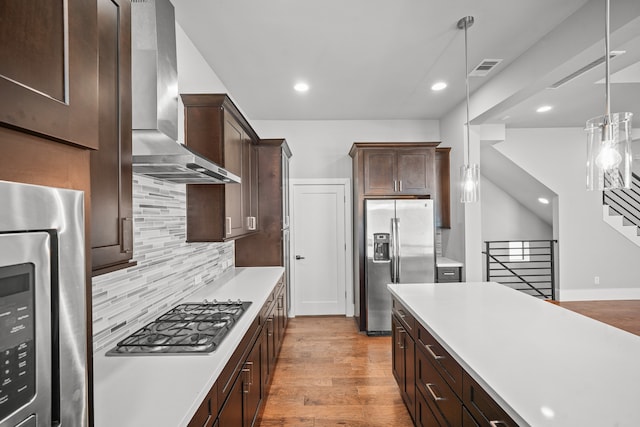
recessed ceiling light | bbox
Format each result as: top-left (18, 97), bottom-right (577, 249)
top-left (294, 82), bottom-right (309, 92)
top-left (536, 105), bottom-right (553, 113)
top-left (538, 197), bottom-right (550, 204)
top-left (431, 81), bottom-right (447, 91)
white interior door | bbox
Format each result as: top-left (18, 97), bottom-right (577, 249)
top-left (292, 183), bottom-right (346, 315)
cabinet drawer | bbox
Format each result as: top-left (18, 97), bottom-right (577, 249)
top-left (437, 266), bottom-right (461, 282)
top-left (392, 298), bottom-right (415, 338)
top-left (417, 323), bottom-right (463, 395)
top-left (416, 385), bottom-right (446, 427)
top-left (416, 347), bottom-right (462, 426)
top-left (463, 372), bottom-right (517, 427)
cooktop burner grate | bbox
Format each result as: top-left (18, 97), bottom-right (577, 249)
top-left (106, 300), bottom-right (252, 356)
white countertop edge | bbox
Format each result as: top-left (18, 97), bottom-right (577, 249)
top-left (93, 266), bottom-right (285, 427)
top-left (435, 257), bottom-right (463, 267)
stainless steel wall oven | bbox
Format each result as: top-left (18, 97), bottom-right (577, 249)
top-left (0, 181), bottom-right (87, 427)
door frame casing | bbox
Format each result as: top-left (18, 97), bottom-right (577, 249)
top-left (289, 178), bottom-right (354, 317)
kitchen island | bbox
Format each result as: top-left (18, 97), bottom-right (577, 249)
top-left (93, 266), bottom-right (284, 427)
top-left (388, 281), bottom-right (640, 426)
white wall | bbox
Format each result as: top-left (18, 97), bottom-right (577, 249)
top-left (495, 128), bottom-right (640, 300)
top-left (252, 120), bottom-right (440, 180)
top-left (481, 176), bottom-right (553, 242)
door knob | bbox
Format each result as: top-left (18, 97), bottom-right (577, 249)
top-left (295, 255), bottom-right (305, 260)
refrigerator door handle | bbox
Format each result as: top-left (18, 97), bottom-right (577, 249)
top-left (390, 218), bottom-right (396, 283)
top-left (394, 218), bottom-right (401, 282)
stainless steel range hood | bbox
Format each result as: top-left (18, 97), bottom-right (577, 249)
top-left (131, 0), bottom-right (240, 184)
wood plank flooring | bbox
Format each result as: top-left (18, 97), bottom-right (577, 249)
top-left (554, 300), bottom-right (640, 337)
top-left (257, 316), bottom-right (413, 427)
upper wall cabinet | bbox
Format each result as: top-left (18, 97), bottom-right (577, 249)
top-left (351, 143), bottom-right (439, 197)
top-left (0, 0), bottom-right (99, 149)
top-left (181, 94), bottom-right (259, 242)
top-left (91, 0), bottom-right (135, 276)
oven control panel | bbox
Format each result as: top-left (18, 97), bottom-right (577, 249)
top-left (0, 263), bottom-right (36, 422)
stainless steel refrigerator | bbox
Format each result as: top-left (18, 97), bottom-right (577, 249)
top-left (365, 199), bottom-right (435, 334)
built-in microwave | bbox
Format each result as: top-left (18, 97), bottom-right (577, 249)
top-left (0, 181), bottom-right (87, 427)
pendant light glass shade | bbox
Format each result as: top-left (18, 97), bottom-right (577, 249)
top-left (460, 163), bottom-right (479, 203)
top-left (586, 112), bottom-right (633, 190)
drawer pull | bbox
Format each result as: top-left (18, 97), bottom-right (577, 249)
top-left (425, 383), bottom-right (445, 401)
top-left (489, 422), bottom-right (509, 427)
top-left (425, 344), bottom-right (445, 360)
top-left (443, 272), bottom-right (455, 276)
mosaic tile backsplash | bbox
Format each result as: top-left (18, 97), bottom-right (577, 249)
top-left (91, 174), bottom-right (234, 352)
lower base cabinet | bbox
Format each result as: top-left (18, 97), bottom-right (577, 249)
top-left (392, 297), bottom-right (518, 427)
top-left (189, 276), bottom-right (286, 427)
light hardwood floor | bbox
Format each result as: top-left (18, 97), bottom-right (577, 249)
top-left (257, 316), bottom-right (413, 427)
top-left (554, 300), bottom-right (640, 337)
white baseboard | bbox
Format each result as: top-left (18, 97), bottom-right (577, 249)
top-left (559, 288), bottom-right (640, 301)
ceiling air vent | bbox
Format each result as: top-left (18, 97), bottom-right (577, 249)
top-left (547, 51), bottom-right (625, 89)
top-left (469, 59), bottom-right (503, 77)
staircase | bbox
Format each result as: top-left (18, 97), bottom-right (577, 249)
top-left (602, 173), bottom-right (640, 247)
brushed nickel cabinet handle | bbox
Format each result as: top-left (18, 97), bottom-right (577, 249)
top-left (396, 327), bottom-right (405, 349)
top-left (226, 217), bottom-right (232, 235)
top-left (425, 383), bottom-right (445, 401)
top-left (394, 180), bottom-right (397, 191)
top-left (399, 180), bottom-right (403, 192)
top-left (425, 344), bottom-right (445, 360)
top-left (490, 422), bottom-right (509, 427)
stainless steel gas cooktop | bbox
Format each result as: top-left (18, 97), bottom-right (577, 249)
top-left (106, 300), bottom-right (252, 356)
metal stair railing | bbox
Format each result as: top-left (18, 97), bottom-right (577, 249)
top-left (483, 240), bottom-right (557, 300)
top-left (603, 173), bottom-right (640, 233)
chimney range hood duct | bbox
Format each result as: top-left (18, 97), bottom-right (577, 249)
top-left (130, 0), bottom-right (240, 184)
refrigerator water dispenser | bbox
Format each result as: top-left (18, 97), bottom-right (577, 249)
top-left (373, 233), bottom-right (390, 262)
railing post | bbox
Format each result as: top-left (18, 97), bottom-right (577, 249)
top-left (485, 241), bottom-right (490, 281)
top-left (550, 240), bottom-right (556, 301)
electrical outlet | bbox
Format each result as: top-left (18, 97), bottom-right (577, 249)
top-left (594, 276), bottom-right (600, 285)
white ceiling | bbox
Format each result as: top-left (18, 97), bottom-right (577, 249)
top-left (169, 0), bottom-right (640, 127)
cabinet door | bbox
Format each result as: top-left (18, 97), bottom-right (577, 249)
top-left (391, 316), bottom-right (405, 390)
top-left (435, 148), bottom-right (451, 228)
top-left (0, 0), bottom-right (98, 149)
top-left (223, 112), bottom-right (243, 238)
top-left (91, 0), bottom-right (134, 275)
top-left (244, 338), bottom-right (263, 427)
top-left (217, 373), bottom-right (243, 427)
top-left (397, 149), bottom-right (436, 195)
top-left (363, 150), bottom-right (396, 195)
top-left (404, 331), bottom-right (416, 420)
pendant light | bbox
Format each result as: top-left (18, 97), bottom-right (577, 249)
top-left (585, 0), bottom-right (633, 191)
top-left (458, 16), bottom-right (479, 203)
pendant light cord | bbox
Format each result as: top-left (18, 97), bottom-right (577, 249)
top-left (464, 19), bottom-right (471, 162)
top-left (605, 0), bottom-right (611, 120)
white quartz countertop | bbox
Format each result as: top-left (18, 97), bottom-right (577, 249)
top-left (387, 282), bottom-right (640, 427)
top-left (93, 266), bottom-right (284, 427)
top-left (435, 256), bottom-right (463, 267)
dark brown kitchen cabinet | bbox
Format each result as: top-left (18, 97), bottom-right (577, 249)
top-left (0, 0), bottom-right (99, 149)
top-left (90, 0), bottom-right (135, 276)
top-left (392, 314), bottom-right (416, 421)
top-left (435, 147), bottom-right (451, 228)
top-left (236, 139), bottom-right (292, 268)
top-left (362, 147), bottom-right (437, 196)
top-left (392, 296), bottom-right (519, 427)
top-left (181, 94), bottom-right (260, 242)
